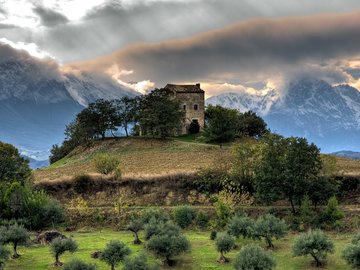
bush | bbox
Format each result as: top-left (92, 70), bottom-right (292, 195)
top-left (127, 218), bottom-right (144, 244)
top-left (195, 211), bottom-right (210, 229)
top-left (194, 168), bottom-right (224, 194)
top-left (93, 154), bottom-right (120, 175)
top-left (141, 208), bottom-right (170, 225)
top-left (210, 231), bottom-right (217, 240)
top-left (173, 205), bottom-right (196, 229)
top-left (63, 259), bottom-right (96, 270)
top-left (146, 222), bottom-right (190, 266)
top-left (254, 214), bottom-right (287, 248)
top-left (100, 240), bottom-right (131, 270)
top-left (0, 224), bottom-right (30, 259)
top-left (51, 238), bottom-right (78, 266)
top-left (215, 233), bottom-right (234, 263)
top-left (342, 233), bottom-right (360, 269)
top-left (307, 177), bottom-right (337, 208)
top-left (73, 174), bottom-right (92, 194)
top-left (123, 254), bottom-right (159, 270)
top-left (228, 215), bottom-right (255, 239)
top-left (293, 230), bottom-right (334, 267)
top-left (317, 196), bottom-right (344, 229)
top-left (214, 200), bottom-right (232, 228)
top-left (234, 244), bottom-right (276, 270)
top-left (114, 166), bottom-right (122, 180)
top-left (0, 245), bottom-right (10, 270)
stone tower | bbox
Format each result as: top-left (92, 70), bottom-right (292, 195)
top-left (164, 83), bottom-right (205, 135)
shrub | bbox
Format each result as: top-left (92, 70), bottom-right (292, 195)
top-left (342, 233), bottom-right (360, 269)
top-left (195, 211), bottom-right (210, 229)
top-left (293, 230), bottom-right (334, 267)
top-left (101, 240), bottom-right (131, 270)
top-left (194, 168), bottom-right (224, 194)
top-left (0, 245), bottom-right (10, 270)
top-left (214, 200), bottom-right (232, 228)
top-left (141, 208), bottom-right (170, 225)
top-left (114, 166), bottom-right (122, 180)
top-left (51, 238), bottom-right (78, 266)
top-left (317, 196), bottom-right (344, 229)
top-left (307, 177), bottom-right (337, 208)
top-left (63, 259), bottom-right (96, 270)
top-left (73, 174), bottom-right (92, 193)
top-left (127, 218), bottom-right (144, 244)
top-left (210, 231), bottom-right (217, 240)
top-left (0, 224), bottom-right (30, 259)
top-left (254, 214), bottom-right (287, 248)
top-left (234, 244), bottom-right (276, 270)
top-left (146, 222), bottom-right (190, 266)
top-left (228, 215), bottom-right (255, 239)
top-left (215, 233), bottom-right (234, 263)
top-left (299, 196), bottom-right (314, 229)
top-left (93, 154), bottom-right (120, 175)
top-left (123, 254), bottom-right (159, 270)
top-left (173, 205), bottom-right (196, 229)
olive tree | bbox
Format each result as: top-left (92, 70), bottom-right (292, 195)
top-left (0, 224), bottom-right (30, 259)
top-left (63, 259), bottom-right (96, 270)
top-left (173, 205), bottom-right (196, 229)
top-left (215, 233), bottom-right (234, 263)
top-left (100, 240), bottom-right (131, 270)
top-left (123, 254), bottom-right (159, 270)
top-left (51, 238), bottom-right (78, 266)
top-left (228, 215), bottom-right (255, 239)
top-left (342, 233), bottom-right (360, 269)
top-left (293, 230), bottom-right (334, 267)
top-left (253, 214), bottom-right (287, 248)
top-left (234, 244), bottom-right (276, 270)
top-left (127, 218), bottom-right (144, 244)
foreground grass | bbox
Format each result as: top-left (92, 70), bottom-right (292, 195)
top-left (6, 230), bottom-right (353, 270)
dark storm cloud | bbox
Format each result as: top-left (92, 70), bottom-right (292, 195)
top-left (71, 11), bottom-right (360, 85)
top-left (33, 6), bottom-right (69, 27)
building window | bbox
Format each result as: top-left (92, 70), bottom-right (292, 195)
top-left (183, 104), bottom-right (186, 110)
top-left (194, 104), bottom-right (198, 110)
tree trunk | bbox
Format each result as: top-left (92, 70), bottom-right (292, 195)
top-left (133, 232), bottom-right (142, 245)
top-left (266, 237), bottom-right (274, 248)
top-left (12, 243), bottom-right (19, 259)
top-left (53, 254), bottom-right (63, 267)
top-left (111, 264), bottom-right (115, 270)
top-left (310, 252), bottom-right (322, 267)
top-left (125, 125), bottom-right (128, 137)
top-left (289, 198), bottom-right (297, 214)
top-left (218, 251), bottom-right (228, 263)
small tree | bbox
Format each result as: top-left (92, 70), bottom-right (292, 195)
top-left (123, 254), bottom-right (159, 270)
top-left (146, 222), bottom-right (190, 266)
top-left (51, 238), bottom-right (78, 266)
top-left (101, 240), bottom-right (131, 270)
top-left (173, 205), bottom-right (196, 229)
top-left (293, 230), bottom-right (334, 267)
top-left (63, 259), bottom-right (96, 270)
top-left (228, 215), bottom-right (255, 239)
top-left (0, 246), bottom-right (10, 270)
top-left (94, 154), bottom-right (120, 175)
top-left (127, 218), bottom-right (144, 244)
top-left (254, 214), bottom-right (287, 248)
top-left (141, 208), bottom-right (170, 224)
top-left (342, 233), bottom-right (360, 269)
top-left (0, 224), bottom-right (30, 259)
top-left (195, 211), bottom-right (210, 229)
top-left (319, 196), bottom-right (344, 229)
top-left (215, 233), bottom-right (234, 263)
top-left (234, 244), bottom-right (276, 270)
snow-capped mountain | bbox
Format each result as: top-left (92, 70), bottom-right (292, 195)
top-left (0, 45), bottom-right (137, 166)
top-left (207, 78), bottom-right (360, 153)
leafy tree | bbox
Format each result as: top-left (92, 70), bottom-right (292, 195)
top-left (307, 177), bottom-right (337, 209)
top-left (228, 215), bottom-right (255, 239)
top-left (299, 196), bottom-right (314, 229)
top-left (234, 244), bottom-right (276, 270)
top-left (173, 205), bottom-right (196, 229)
top-left (253, 214), bottom-right (287, 248)
top-left (51, 238), bottom-right (78, 266)
top-left (127, 218), bottom-right (144, 244)
top-left (139, 88), bottom-right (184, 138)
top-left (0, 224), bottom-right (30, 258)
top-left (3, 181), bottom-right (29, 219)
top-left (342, 233), bottom-right (360, 269)
top-left (146, 222), bottom-right (190, 266)
top-left (144, 217), bottom-right (162, 241)
top-left (255, 134), bottom-right (322, 214)
top-left (317, 196), bottom-right (344, 229)
top-left (195, 211), bottom-right (210, 229)
top-left (236, 111), bottom-right (268, 139)
top-left (63, 259), bottom-right (96, 270)
top-left (113, 97), bottom-right (140, 137)
top-left (210, 231), bottom-right (217, 240)
top-left (215, 233), bottom-right (234, 263)
top-left (0, 245), bottom-right (10, 270)
top-left (100, 240), bottom-right (131, 270)
top-left (204, 105), bottom-right (239, 147)
top-left (123, 254), bottom-right (159, 270)
top-left (293, 230), bottom-right (334, 267)
top-left (0, 141), bottom-right (31, 184)
top-left (141, 208), bottom-right (170, 225)
top-left (93, 154), bottom-right (120, 175)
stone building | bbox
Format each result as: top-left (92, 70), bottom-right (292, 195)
top-left (164, 83), bottom-right (205, 135)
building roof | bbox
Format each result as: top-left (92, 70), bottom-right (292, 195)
top-left (165, 83), bottom-right (204, 93)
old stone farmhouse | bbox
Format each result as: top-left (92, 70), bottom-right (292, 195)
top-left (164, 83), bottom-right (205, 135)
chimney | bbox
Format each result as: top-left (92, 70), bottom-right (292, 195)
top-left (196, 83), bottom-right (200, 88)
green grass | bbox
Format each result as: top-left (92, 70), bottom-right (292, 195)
top-left (5, 230), bottom-right (353, 270)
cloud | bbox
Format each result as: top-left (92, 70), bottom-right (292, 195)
top-left (0, 38), bottom-right (55, 59)
top-left (70, 11), bottom-right (360, 91)
top-left (33, 6), bottom-right (69, 27)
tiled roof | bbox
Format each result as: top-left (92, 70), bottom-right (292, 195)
top-left (165, 83), bottom-right (204, 93)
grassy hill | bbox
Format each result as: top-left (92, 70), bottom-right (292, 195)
top-left (34, 136), bottom-right (360, 183)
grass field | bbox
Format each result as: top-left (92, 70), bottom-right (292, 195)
top-left (5, 230), bottom-right (354, 270)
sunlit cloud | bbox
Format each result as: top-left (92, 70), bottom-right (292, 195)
top-left (0, 37), bottom-right (54, 59)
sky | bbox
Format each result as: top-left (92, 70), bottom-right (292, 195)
top-left (2, 0), bottom-right (360, 96)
